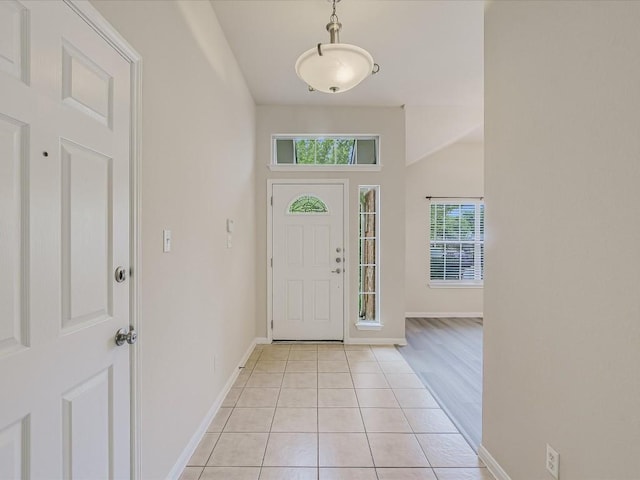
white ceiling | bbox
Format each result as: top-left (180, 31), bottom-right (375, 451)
top-left (210, 0), bottom-right (484, 161)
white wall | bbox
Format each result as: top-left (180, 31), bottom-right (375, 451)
top-left (405, 143), bottom-right (484, 317)
top-left (91, 1), bottom-right (257, 478)
top-left (405, 105), bottom-right (483, 164)
top-left (484, 2), bottom-right (640, 478)
top-left (256, 106), bottom-right (406, 342)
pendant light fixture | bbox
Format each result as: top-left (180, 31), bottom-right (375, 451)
top-left (295, 0), bottom-right (380, 94)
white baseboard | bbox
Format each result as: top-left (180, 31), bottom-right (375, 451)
top-left (166, 338), bottom-right (258, 480)
top-left (264, 337), bottom-right (407, 346)
top-left (405, 312), bottom-right (483, 318)
top-left (478, 445), bottom-right (511, 480)
top-left (346, 337), bottom-right (407, 346)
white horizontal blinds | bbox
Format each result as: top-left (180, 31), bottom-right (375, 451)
top-left (430, 201), bottom-right (484, 282)
top-left (478, 204), bottom-right (484, 280)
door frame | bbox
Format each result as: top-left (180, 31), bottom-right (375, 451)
top-left (63, 2), bottom-right (142, 478)
top-left (267, 179), bottom-right (350, 343)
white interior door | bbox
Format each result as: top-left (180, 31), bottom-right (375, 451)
top-left (272, 183), bottom-right (345, 341)
top-left (0, 1), bottom-right (132, 478)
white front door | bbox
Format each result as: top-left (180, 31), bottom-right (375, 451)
top-left (271, 183), bottom-right (345, 341)
top-left (0, 1), bottom-right (132, 478)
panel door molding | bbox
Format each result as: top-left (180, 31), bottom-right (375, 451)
top-left (0, 1), bottom-right (138, 477)
top-left (271, 182), bottom-right (346, 341)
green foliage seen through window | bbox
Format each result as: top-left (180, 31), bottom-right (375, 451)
top-left (294, 138), bottom-right (355, 165)
top-left (289, 195), bottom-right (328, 214)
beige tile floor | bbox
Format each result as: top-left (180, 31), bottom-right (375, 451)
top-left (180, 344), bottom-right (493, 480)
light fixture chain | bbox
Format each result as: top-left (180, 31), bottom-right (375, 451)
top-left (330, 0), bottom-right (338, 24)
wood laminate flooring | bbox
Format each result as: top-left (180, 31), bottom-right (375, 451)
top-left (397, 317), bottom-right (483, 451)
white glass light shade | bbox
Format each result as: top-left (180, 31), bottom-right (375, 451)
top-left (295, 43), bottom-right (374, 94)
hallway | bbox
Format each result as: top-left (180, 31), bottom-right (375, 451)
top-left (180, 343), bottom-right (491, 480)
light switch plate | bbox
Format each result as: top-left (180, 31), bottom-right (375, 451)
top-left (163, 229), bottom-right (171, 252)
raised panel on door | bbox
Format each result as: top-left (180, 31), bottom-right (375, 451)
top-left (0, 417), bottom-right (29, 479)
top-left (60, 139), bottom-right (113, 333)
top-left (312, 280), bottom-right (331, 323)
top-left (312, 225), bottom-right (330, 267)
top-left (0, 114), bottom-right (28, 356)
top-left (286, 280), bottom-right (303, 324)
top-left (62, 369), bottom-right (113, 479)
top-left (286, 225), bottom-right (303, 267)
top-left (0, 0), bottom-right (28, 83)
top-left (61, 39), bottom-right (113, 128)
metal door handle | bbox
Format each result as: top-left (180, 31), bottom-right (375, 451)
top-left (331, 268), bottom-right (342, 274)
top-left (115, 326), bottom-right (137, 346)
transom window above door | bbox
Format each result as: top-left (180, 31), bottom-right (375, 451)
top-left (271, 135), bottom-right (380, 171)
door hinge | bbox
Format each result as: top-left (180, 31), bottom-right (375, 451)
top-left (270, 320), bottom-right (273, 330)
top-left (270, 257), bottom-right (273, 267)
top-left (270, 196), bottom-right (273, 206)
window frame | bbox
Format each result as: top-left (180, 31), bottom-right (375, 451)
top-left (270, 134), bottom-right (382, 172)
top-left (428, 199), bottom-right (484, 289)
top-left (356, 185), bottom-right (382, 330)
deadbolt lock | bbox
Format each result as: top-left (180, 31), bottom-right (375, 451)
top-left (114, 266), bottom-right (127, 283)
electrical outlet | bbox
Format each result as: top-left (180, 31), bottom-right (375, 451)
top-left (546, 444), bottom-right (559, 479)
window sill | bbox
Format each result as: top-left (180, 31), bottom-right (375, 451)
top-left (355, 321), bottom-right (383, 331)
top-left (268, 164), bottom-right (382, 173)
top-left (429, 282), bottom-right (483, 289)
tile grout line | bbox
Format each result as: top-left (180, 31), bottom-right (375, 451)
top-left (259, 346), bottom-right (287, 477)
top-left (197, 348), bottom-right (258, 478)
top-left (353, 347), bottom-right (381, 480)
top-left (376, 348), bottom-right (435, 474)
top-left (201, 360), bottom-right (250, 472)
top-left (386, 349), bottom-right (437, 472)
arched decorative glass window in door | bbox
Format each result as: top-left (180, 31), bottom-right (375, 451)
top-left (288, 195), bottom-right (329, 214)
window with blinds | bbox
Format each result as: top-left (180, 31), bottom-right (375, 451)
top-left (429, 201), bottom-right (484, 285)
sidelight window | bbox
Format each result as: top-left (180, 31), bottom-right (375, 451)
top-left (358, 186), bottom-right (380, 327)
